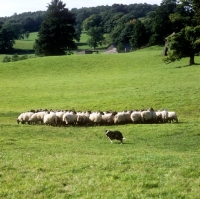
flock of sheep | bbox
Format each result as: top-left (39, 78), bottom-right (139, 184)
top-left (17, 107), bottom-right (178, 126)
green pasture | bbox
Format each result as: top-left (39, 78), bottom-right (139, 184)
top-left (13, 32), bottom-right (38, 50)
top-left (12, 31), bottom-right (108, 55)
top-left (0, 32), bottom-right (108, 62)
top-left (0, 32), bottom-right (38, 62)
top-left (77, 32), bottom-right (108, 51)
top-left (0, 46), bottom-right (200, 198)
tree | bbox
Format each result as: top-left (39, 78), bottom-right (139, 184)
top-left (109, 21), bottom-right (135, 44)
top-left (24, 31), bottom-right (30, 40)
top-left (163, 26), bottom-right (200, 65)
top-left (0, 23), bottom-right (20, 53)
top-left (117, 42), bottom-right (124, 53)
top-left (193, 0), bottom-right (200, 24)
top-left (82, 14), bottom-right (102, 31)
top-left (130, 20), bottom-right (148, 49)
top-left (149, 0), bottom-right (177, 45)
top-left (34, 0), bottom-right (77, 56)
top-left (86, 26), bottom-right (104, 49)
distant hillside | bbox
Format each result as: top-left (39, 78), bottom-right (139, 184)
top-left (0, 3), bottom-right (158, 34)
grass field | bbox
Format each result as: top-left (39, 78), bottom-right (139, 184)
top-left (0, 46), bottom-right (200, 198)
top-left (0, 32), bottom-right (108, 62)
top-left (13, 31), bottom-right (108, 53)
top-left (13, 32), bottom-right (38, 50)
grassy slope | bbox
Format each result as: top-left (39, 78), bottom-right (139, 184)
top-left (0, 47), bottom-right (200, 198)
top-left (1, 46), bottom-right (199, 119)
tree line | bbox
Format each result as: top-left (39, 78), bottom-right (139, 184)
top-left (0, 0), bottom-right (200, 65)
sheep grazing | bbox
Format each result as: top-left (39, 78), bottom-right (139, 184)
top-left (89, 111), bottom-right (103, 126)
top-left (123, 111), bottom-right (132, 124)
top-left (76, 111), bottom-right (90, 126)
top-left (101, 111), bottom-right (117, 125)
top-left (17, 112), bottom-right (34, 124)
top-left (113, 111), bottom-right (131, 125)
top-left (167, 111), bottom-right (178, 123)
top-left (63, 110), bottom-right (77, 126)
top-left (55, 111), bottom-right (65, 126)
top-left (28, 111), bottom-right (46, 125)
top-left (161, 109), bottom-right (168, 123)
top-left (141, 107), bottom-right (156, 123)
top-left (155, 110), bottom-right (163, 123)
top-left (43, 112), bottom-right (57, 126)
top-left (17, 107), bottom-right (179, 127)
top-left (130, 111), bottom-right (141, 123)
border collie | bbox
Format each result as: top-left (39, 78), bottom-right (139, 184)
top-left (105, 130), bottom-right (125, 144)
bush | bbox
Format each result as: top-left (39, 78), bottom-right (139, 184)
top-left (117, 43), bottom-right (124, 53)
top-left (2, 55), bottom-right (11, 63)
top-left (12, 54), bottom-right (20, 61)
top-left (20, 54), bottom-right (28, 60)
top-left (2, 54), bottom-right (29, 63)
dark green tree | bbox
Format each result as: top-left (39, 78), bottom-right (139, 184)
top-left (117, 42), bottom-right (124, 53)
top-left (163, 26), bottom-right (200, 65)
top-left (24, 31), bottom-right (30, 40)
top-left (130, 20), bottom-right (148, 49)
top-left (82, 14), bottom-right (102, 31)
top-left (34, 0), bottom-right (77, 56)
top-left (109, 21), bottom-right (135, 44)
top-left (149, 0), bottom-right (177, 45)
top-left (163, 0), bottom-right (200, 65)
top-left (86, 26), bottom-right (104, 49)
top-left (193, 0), bottom-right (200, 24)
top-left (103, 12), bottom-right (124, 34)
top-left (0, 23), bottom-right (20, 53)
top-left (110, 24), bottom-right (126, 44)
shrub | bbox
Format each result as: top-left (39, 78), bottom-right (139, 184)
top-left (20, 54), bottom-right (28, 60)
top-left (2, 55), bottom-right (11, 63)
top-left (117, 43), bottom-right (124, 53)
top-left (12, 54), bottom-right (20, 62)
top-left (2, 54), bottom-right (29, 63)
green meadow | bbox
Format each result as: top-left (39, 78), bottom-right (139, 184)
top-left (0, 45), bottom-right (200, 198)
top-left (12, 31), bottom-right (108, 53)
top-left (13, 32), bottom-right (38, 50)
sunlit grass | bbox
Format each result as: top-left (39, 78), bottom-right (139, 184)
top-left (13, 32), bottom-right (37, 50)
top-left (0, 46), bottom-right (200, 198)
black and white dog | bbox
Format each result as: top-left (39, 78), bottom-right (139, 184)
top-left (105, 130), bottom-right (125, 144)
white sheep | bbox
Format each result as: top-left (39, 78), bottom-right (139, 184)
top-left (123, 111), bottom-right (132, 124)
top-left (167, 111), bottom-right (178, 123)
top-left (28, 111), bottom-right (46, 124)
top-left (141, 108), bottom-right (156, 123)
top-left (63, 111), bottom-right (77, 125)
top-left (101, 112), bottom-right (117, 125)
top-left (113, 111), bottom-right (131, 124)
top-left (161, 109), bottom-right (168, 123)
top-left (155, 110), bottom-right (163, 123)
top-left (43, 112), bottom-right (57, 126)
top-left (130, 111), bottom-right (141, 123)
top-left (17, 112), bottom-right (34, 124)
top-left (55, 111), bottom-right (65, 125)
top-left (76, 111), bottom-right (89, 126)
top-left (89, 111), bottom-right (103, 126)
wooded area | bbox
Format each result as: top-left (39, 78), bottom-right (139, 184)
top-left (0, 0), bottom-right (200, 64)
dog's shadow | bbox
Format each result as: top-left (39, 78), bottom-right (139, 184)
top-left (110, 142), bottom-right (134, 145)
top-left (122, 142), bottom-right (134, 145)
